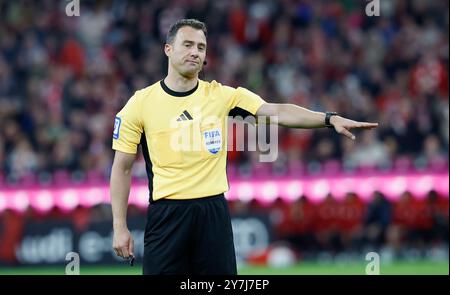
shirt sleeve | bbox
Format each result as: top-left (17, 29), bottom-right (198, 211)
top-left (227, 86), bottom-right (266, 116)
top-left (112, 92), bottom-right (143, 154)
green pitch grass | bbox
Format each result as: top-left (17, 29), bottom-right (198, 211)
top-left (0, 260), bottom-right (448, 275)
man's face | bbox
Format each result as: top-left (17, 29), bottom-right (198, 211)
top-left (165, 26), bottom-right (207, 78)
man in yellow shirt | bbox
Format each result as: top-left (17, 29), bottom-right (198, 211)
top-left (111, 19), bottom-right (378, 275)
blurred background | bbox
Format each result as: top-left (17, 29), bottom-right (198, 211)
top-left (0, 0), bottom-right (448, 274)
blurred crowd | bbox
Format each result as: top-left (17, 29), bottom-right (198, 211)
top-left (0, 0), bottom-right (449, 185)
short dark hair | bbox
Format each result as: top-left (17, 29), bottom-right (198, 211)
top-left (166, 19), bottom-right (207, 44)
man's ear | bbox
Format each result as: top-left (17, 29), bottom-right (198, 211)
top-left (164, 43), bottom-right (172, 58)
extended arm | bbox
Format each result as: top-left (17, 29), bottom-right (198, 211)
top-left (256, 103), bottom-right (378, 140)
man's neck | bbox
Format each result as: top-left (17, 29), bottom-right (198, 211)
top-left (164, 71), bottom-right (198, 92)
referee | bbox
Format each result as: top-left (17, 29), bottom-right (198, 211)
top-left (110, 19), bottom-right (378, 275)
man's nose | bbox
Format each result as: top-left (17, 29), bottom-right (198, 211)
top-left (189, 48), bottom-right (199, 57)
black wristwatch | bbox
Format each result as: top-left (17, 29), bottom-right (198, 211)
top-left (325, 112), bottom-right (338, 128)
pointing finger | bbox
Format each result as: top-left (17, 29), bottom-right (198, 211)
top-left (348, 122), bottom-right (378, 129)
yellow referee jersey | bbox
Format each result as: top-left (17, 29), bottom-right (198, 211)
top-left (112, 79), bottom-right (266, 202)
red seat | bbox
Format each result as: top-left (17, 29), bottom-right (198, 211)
top-left (253, 162), bottom-right (271, 178)
top-left (288, 160), bottom-right (305, 176)
top-left (323, 160), bottom-right (341, 175)
top-left (53, 170), bottom-right (71, 185)
top-left (394, 156), bottom-right (412, 172)
top-left (428, 155), bottom-right (448, 172)
top-left (86, 170), bottom-right (103, 184)
top-left (20, 173), bottom-right (37, 187)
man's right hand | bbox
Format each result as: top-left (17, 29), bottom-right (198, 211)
top-left (113, 226), bottom-right (134, 259)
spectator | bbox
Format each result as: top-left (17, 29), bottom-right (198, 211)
top-left (363, 191), bottom-right (392, 248)
top-left (0, 1), bottom-right (447, 184)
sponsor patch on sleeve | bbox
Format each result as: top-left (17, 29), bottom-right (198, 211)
top-left (113, 117), bottom-right (121, 139)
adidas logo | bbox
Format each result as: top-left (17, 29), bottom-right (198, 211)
top-left (176, 110), bottom-right (193, 121)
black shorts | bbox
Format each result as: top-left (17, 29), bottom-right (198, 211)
top-left (143, 193), bottom-right (237, 275)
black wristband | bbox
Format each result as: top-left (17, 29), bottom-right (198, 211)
top-left (325, 112), bottom-right (338, 128)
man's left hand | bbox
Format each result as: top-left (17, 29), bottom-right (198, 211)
top-left (330, 116), bottom-right (378, 140)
